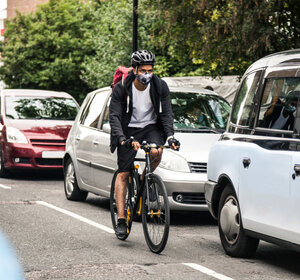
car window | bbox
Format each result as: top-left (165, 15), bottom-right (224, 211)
top-left (170, 92), bottom-right (231, 131)
top-left (81, 91), bottom-right (109, 128)
top-left (231, 71), bottom-right (262, 126)
top-left (5, 96), bottom-right (78, 120)
top-left (101, 97), bottom-right (110, 127)
top-left (257, 77), bottom-right (300, 132)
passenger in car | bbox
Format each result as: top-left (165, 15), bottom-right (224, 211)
top-left (189, 106), bottom-right (208, 127)
top-left (262, 91), bottom-right (298, 130)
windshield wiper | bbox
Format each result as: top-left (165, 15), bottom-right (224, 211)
top-left (30, 116), bottom-right (55, 120)
top-left (174, 127), bottom-right (220, 133)
top-left (198, 126), bottom-right (220, 133)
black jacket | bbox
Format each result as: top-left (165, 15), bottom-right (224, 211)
top-left (109, 71), bottom-right (174, 153)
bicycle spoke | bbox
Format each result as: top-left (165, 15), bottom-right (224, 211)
top-left (142, 175), bottom-right (170, 253)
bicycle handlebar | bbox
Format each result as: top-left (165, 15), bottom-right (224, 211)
top-left (127, 136), bottom-right (180, 151)
top-left (140, 142), bottom-right (171, 150)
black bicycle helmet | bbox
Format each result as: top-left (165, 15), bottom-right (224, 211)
top-left (131, 50), bottom-right (155, 67)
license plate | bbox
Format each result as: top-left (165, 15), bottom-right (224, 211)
top-left (42, 151), bottom-right (65, 159)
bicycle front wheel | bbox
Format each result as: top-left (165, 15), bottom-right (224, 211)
top-left (142, 174), bottom-right (170, 253)
top-left (110, 171), bottom-right (133, 241)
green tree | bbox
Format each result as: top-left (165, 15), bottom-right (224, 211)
top-left (0, 0), bottom-right (95, 102)
top-left (2, 0), bottom-right (299, 100)
top-left (143, 0), bottom-right (300, 77)
top-left (80, 0), bottom-right (133, 89)
top-left (81, 0), bottom-right (167, 89)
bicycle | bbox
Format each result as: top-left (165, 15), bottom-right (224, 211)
top-left (110, 141), bottom-right (170, 254)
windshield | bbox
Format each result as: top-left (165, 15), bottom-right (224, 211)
top-left (5, 96), bottom-right (79, 120)
top-left (170, 92), bottom-right (231, 131)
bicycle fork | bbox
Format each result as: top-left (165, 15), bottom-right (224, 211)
top-left (144, 150), bottom-right (162, 217)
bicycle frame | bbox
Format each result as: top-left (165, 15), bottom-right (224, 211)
top-left (111, 142), bottom-right (171, 253)
top-left (129, 143), bottom-right (167, 219)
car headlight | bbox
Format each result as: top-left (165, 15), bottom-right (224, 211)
top-left (159, 150), bottom-right (190, 173)
top-left (6, 127), bottom-right (28, 144)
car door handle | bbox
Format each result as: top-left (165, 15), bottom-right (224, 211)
top-left (242, 157), bottom-right (251, 168)
top-left (93, 140), bottom-right (99, 146)
top-left (294, 164), bottom-right (300, 173)
top-left (75, 136), bottom-right (81, 142)
top-left (294, 164), bottom-right (300, 177)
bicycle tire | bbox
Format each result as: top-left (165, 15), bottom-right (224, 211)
top-left (110, 170), bottom-right (133, 241)
top-left (142, 174), bottom-right (170, 253)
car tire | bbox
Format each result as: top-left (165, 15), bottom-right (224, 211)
top-left (64, 158), bottom-right (88, 201)
top-left (0, 150), bottom-right (10, 178)
top-left (218, 185), bottom-right (259, 258)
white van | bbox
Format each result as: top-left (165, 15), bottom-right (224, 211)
top-left (205, 49), bottom-right (300, 257)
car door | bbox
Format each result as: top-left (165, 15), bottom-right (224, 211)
top-left (92, 95), bottom-right (118, 197)
top-left (239, 143), bottom-right (292, 238)
top-left (290, 151), bottom-right (300, 245)
top-left (240, 74), bottom-right (299, 240)
top-left (289, 93), bottom-right (300, 245)
top-left (74, 90), bottom-right (109, 188)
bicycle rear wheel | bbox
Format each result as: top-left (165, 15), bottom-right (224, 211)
top-left (110, 171), bottom-right (133, 241)
top-left (142, 174), bottom-right (170, 253)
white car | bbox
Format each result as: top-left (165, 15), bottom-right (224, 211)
top-left (63, 85), bottom-right (230, 211)
top-left (205, 49), bottom-right (300, 257)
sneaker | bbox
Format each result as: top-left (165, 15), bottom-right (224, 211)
top-left (115, 219), bottom-right (127, 236)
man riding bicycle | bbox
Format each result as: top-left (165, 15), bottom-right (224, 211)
top-left (109, 50), bottom-right (180, 236)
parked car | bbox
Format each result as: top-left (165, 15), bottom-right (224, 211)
top-left (0, 89), bottom-right (79, 177)
top-left (63, 85), bottom-right (231, 211)
top-left (205, 49), bottom-right (300, 257)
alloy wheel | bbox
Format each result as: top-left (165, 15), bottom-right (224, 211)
top-left (65, 162), bottom-right (75, 196)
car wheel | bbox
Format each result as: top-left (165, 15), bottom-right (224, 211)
top-left (64, 158), bottom-right (88, 201)
top-left (0, 150), bottom-right (10, 178)
top-left (218, 185), bottom-right (259, 258)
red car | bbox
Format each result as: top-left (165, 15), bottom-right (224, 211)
top-left (0, 89), bottom-right (79, 177)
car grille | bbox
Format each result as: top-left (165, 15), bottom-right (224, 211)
top-left (172, 192), bottom-right (206, 204)
top-left (188, 162), bottom-right (207, 173)
top-left (30, 139), bottom-right (66, 147)
top-left (35, 158), bottom-right (63, 166)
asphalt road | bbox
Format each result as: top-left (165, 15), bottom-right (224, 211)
top-left (0, 171), bottom-right (300, 280)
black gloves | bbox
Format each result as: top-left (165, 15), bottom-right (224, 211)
top-left (122, 137), bottom-right (135, 148)
top-left (168, 137), bottom-right (180, 150)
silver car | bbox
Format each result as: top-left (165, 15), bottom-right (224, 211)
top-left (63, 86), bottom-right (231, 211)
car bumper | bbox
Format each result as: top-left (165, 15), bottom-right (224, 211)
top-left (4, 143), bottom-right (65, 170)
top-left (204, 180), bottom-right (218, 219)
top-left (155, 167), bottom-right (208, 211)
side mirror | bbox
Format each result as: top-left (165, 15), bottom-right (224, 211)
top-left (102, 123), bottom-right (111, 133)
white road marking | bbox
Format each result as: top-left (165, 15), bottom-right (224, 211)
top-left (36, 201), bottom-right (234, 279)
top-left (36, 201), bottom-right (115, 234)
top-left (183, 263), bottom-right (234, 280)
top-left (0, 184), bottom-right (11, 189)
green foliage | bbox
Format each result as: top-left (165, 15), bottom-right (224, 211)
top-left (81, 0), bottom-right (133, 89)
top-left (81, 0), bottom-right (162, 88)
top-left (143, 0), bottom-right (300, 77)
top-left (0, 0), bottom-right (299, 102)
top-left (0, 0), bottom-right (95, 102)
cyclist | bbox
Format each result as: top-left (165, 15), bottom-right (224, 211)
top-left (109, 50), bottom-right (180, 236)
